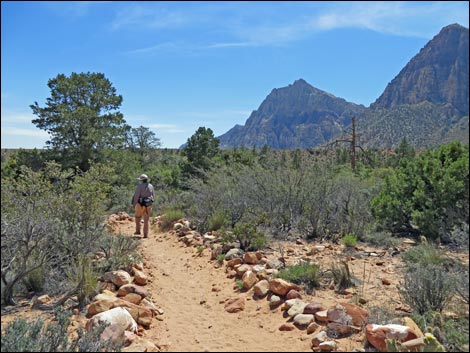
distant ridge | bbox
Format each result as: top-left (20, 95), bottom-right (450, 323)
top-left (218, 24), bottom-right (469, 150)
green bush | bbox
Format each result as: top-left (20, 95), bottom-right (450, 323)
top-left (277, 263), bottom-right (320, 290)
top-left (402, 244), bottom-right (445, 267)
top-left (232, 222), bottom-right (266, 251)
top-left (159, 209), bottom-right (185, 231)
top-left (216, 254), bottom-right (225, 264)
top-left (400, 264), bottom-right (454, 315)
top-left (98, 233), bottom-right (142, 273)
top-left (371, 142), bottom-right (469, 241)
top-left (341, 233), bottom-right (358, 247)
top-left (208, 211), bottom-right (228, 231)
top-left (0, 308), bottom-right (120, 352)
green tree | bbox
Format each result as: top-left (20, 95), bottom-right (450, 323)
top-left (181, 127), bottom-right (220, 176)
top-left (371, 142), bottom-right (469, 242)
top-left (30, 72), bottom-right (130, 171)
top-left (127, 125), bottom-right (161, 155)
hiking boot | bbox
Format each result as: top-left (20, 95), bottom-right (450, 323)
top-left (143, 235), bottom-right (148, 238)
top-left (134, 231), bottom-right (141, 235)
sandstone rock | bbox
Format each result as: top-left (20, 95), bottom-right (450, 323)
top-left (304, 302), bottom-right (326, 315)
top-left (286, 289), bottom-right (302, 300)
top-left (103, 270), bottom-right (132, 287)
top-left (254, 279), bottom-right (269, 297)
top-left (99, 281), bottom-right (117, 292)
top-left (319, 341), bottom-right (337, 351)
top-left (252, 264), bottom-right (266, 273)
top-left (121, 293), bottom-right (143, 305)
top-left (294, 314), bottom-right (314, 327)
top-left (86, 307), bottom-right (138, 344)
top-left (122, 339), bottom-right (159, 352)
top-left (381, 278), bottom-right (391, 285)
top-left (225, 248), bottom-right (244, 261)
top-left (114, 301), bottom-right (153, 328)
top-left (242, 271), bottom-right (258, 289)
top-left (31, 295), bottom-right (52, 309)
top-left (117, 284), bottom-right (150, 298)
top-left (133, 269), bottom-right (148, 286)
top-left (287, 300), bottom-right (308, 318)
top-left (87, 298), bottom-right (118, 317)
top-left (236, 264), bottom-right (252, 277)
top-left (311, 330), bottom-right (328, 347)
top-left (269, 295), bottom-right (282, 307)
top-left (307, 322), bottom-right (320, 334)
top-left (226, 257), bottom-right (243, 268)
top-left (279, 323), bottom-right (295, 331)
top-left (224, 297), bottom-right (245, 313)
top-left (327, 322), bottom-right (356, 337)
top-left (327, 303), bottom-right (368, 326)
top-left (265, 259), bottom-right (284, 270)
top-left (365, 323), bottom-right (418, 352)
top-left (268, 278), bottom-right (301, 296)
top-left (244, 252), bottom-right (260, 264)
top-left (140, 298), bottom-right (159, 316)
top-left (314, 310), bottom-right (329, 323)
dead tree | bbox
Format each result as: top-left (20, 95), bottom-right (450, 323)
top-left (326, 116), bottom-right (365, 172)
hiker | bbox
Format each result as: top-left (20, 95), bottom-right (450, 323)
top-left (132, 174), bottom-right (155, 238)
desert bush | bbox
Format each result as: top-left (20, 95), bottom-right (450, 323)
top-left (329, 261), bottom-right (356, 292)
top-left (341, 233), bottom-right (358, 247)
top-left (277, 263), bottom-right (321, 290)
top-left (216, 254), bottom-right (225, 264)
top-left (402, 243), bottom-right (446, 267)
top-left (65, 256), bottom-right (99, 308)
top-left (231, 221), bottom-right (266, 251)
top-left (208, 210), bottom-right (228, 231)
top-left (97, 233), bottom-right (141, 273)
top-left (366, 305), bottom-right (399, 325)
top-left (0, 308), bottom-right (120, 352)
top-left (399, 264), bottom-right (454, 314)
top-left (159, 209), bottom-right (185, 231)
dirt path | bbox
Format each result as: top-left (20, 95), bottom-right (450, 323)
top-left (118, 222), bottom-right (313, 352)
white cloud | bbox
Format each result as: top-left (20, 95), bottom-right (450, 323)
top-left (118, 1), bottom-right (469, 55)
top-left (1, 112), bottom-right (35, 123)
top-left (2, 127), bottom-right (50, 138)
top-left (147, 123), bottom-right (185, 133)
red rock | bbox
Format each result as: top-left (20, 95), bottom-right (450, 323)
top-left (304, 302), bottom-right (326, 315)
top-left (365, 324), bottom-right (418, 352)
top-left (381, 278), bottom-right (391, 285)
top-left (279, 323), bottom-right (295, 331)
top-left (286, 289), bottom-right (302, 300)
top-left (224, 297), bottom-right (245, 313)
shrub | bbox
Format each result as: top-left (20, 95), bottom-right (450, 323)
top-left (277, 263), bottom-right (320, 290)
top-left (65, 256), bottom-right (99, 308)
top-left (0, 308), bottom-right (120, 352)
top-left (208, 211), bottom-right (228, 231)
top-left (235, 279), bottom-right (244, 291)
top-left (159, 209), bottom-right (185, 231)
top-left (216, 254), bottom-right (225, 264)
top-left (402, 244), bottom-right (445, 267)
top-left (232, 221), bottom-right (266, 251)
top-left (341, 233), bottom-right (358, 247)
top-left (329, 261), bottom-right (356, 292)
top-left (98, 233), bottom-right (142, 273)
top-left (399, 264), bottom-right (454, 315)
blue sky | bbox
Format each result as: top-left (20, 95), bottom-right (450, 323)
top-left (2, 1), bottom-right (469, 149)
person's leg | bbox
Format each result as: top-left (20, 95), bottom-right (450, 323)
top-left (134, 204), bottom-right (144, 234)
top-left (143, 206), bottom-right (152, 238)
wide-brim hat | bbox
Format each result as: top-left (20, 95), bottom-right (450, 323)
top-left (137, 174), bottom-right (148, 180)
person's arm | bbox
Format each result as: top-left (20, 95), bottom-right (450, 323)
top-left (132, 185), bottom-right (140, 206)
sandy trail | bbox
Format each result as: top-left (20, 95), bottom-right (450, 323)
top-left (118, 222), bottom-right (313, 352)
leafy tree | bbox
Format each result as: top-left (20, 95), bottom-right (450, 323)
top-left (30, 72), bottom-right (130, 171)
top-left (372, 142), bottom-right (469, 242)
top-left (181, 127), bottom-right (220, 176)
top-left (127, 125), bottom-right (161, 157)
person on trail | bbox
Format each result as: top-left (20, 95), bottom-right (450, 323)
top-left (132, 174), bottom-right (155, 238)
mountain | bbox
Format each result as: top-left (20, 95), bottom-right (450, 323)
top-left (218, 24), bottom-right (469, 150)
top-left (218, 79), bottom-right (366, 149)
top-left (360, 23), bottom-right (469, 148)
top-left (370, 24), bottom-right (469, 114)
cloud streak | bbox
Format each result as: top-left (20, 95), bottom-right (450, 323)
top-left (2, 127), bottom-right (50, 138)
top-left (118, 1), bottom-right (468, 55)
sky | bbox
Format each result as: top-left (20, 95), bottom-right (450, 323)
top-left (2, 1), bottom-right (469, 149)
